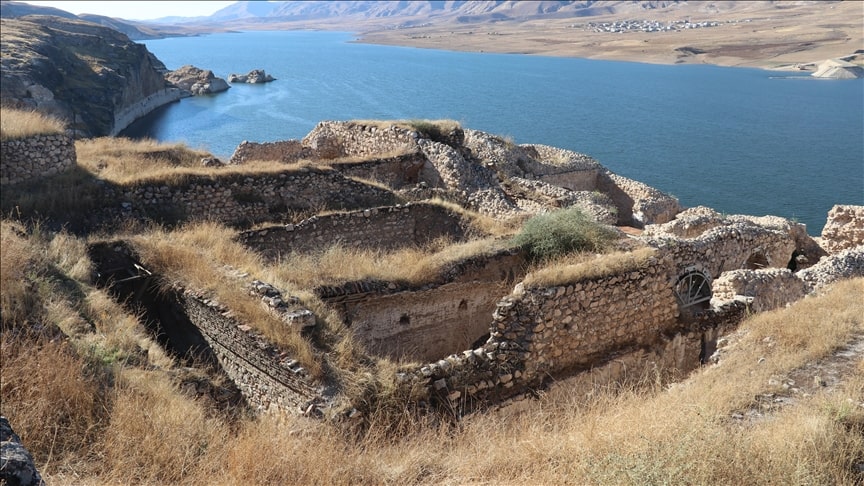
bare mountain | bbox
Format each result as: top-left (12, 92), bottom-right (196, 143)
top-left (0, 1), bottom-right (195, 39)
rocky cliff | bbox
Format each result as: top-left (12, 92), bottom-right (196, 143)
top-left (0, 15), bottom-right (184, 137)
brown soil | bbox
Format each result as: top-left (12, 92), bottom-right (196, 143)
top-left (348, 2), bottom-right (863, 71)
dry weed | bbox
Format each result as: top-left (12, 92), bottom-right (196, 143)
top-left (0, 107), bottom-right (65, 140)
top-left (524, 247), bottom-right (656, 288)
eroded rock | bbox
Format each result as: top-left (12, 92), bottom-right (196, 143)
top-left (165, 65), bottom-right (230, 95)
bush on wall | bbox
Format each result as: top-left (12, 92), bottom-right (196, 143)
top-left (511, 207), bottom-right (618, 261)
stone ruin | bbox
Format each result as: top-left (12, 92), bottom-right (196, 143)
top-left (5, 120), bottom-right (863, 420)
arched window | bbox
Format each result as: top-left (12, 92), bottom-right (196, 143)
top-left (674, 270), bottom-right (712, 311)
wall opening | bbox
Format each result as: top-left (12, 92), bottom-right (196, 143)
top-left (674, 270), bottom-right (712, 316)
top-left (744, 251), bottom-right (769, 270)
top-left (399, 314), bottom-right (411, 326)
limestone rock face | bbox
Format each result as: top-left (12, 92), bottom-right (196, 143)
top-left (0, 16), bottom-right (177, 137)
top-left (228, 69), bottom-right (276, 84)
top-left (165, 65), bottom-right (230, 95)
top-left (821, 205), bottom-right (864, 254)
top-left (0, 416), bottom-right (44, 486)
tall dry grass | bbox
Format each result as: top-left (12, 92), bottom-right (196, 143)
top-left (128, 222), bottom-right (326, 378)
top-left (272, 237), bottom-right (509, 290)
top-left (0, 106), bottom-right (66, 140)
top-left (0, 336), bottom-right (107, 476)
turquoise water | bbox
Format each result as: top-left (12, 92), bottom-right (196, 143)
top-left (126, 31), bottom-right (864, 233)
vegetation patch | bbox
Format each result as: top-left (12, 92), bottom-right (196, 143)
top-left (510, 207), bottom-right (619, 261)
top-left (0, 107), bottom-right (66, 141)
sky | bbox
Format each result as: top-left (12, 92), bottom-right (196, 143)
top-left (22, 1), bottom-right (239, 20)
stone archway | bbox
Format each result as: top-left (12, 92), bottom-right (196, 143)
top-left (674, 269), bottom-right (712, 312)
top-left (744, 251), bottom-right (769, 270)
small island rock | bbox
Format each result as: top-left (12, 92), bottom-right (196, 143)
top-left (165, 65), bottom-right (230, 95)
top-left (227, 69), bottom-right (276, 84)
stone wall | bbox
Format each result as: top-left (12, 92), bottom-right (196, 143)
top-left (392, 249), bottom-right (751, 412)
top-left (797, 244), bottom-right (864, 292)
top-left (303, 121), bottom-right (421, 159)
top-left (321, 250), bottom-right (526, 362)
top-left (642, 221), bottom-right (798, 280)
top-left (711, 268), bottom-right (807, 312)
top-left (821, 205), bottom-right (864, 254)
top-left (596, 171), bottom-right (681, 226)
top-left (181, 290), bottom-right (319, 413)
top-left (121, 168), bottom-right (397, 227)
top-left (239, 202), bottom-right (471, 261)
top-left (229, 139), bottom-right (310, 164)
top-left (0, 133), bottom-right (76, 185)
top-left (329, 152), bottom-right (430, 189)
top-left (226, 122), bottom-right (681, 225)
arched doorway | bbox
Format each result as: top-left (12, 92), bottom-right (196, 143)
top-left (674, 270), bottom-right (712, 312)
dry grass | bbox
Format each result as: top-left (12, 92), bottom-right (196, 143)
top-left (98, 369), bottom-right (225, 484)
top-left (0, 336), bottom-right (107, 475)
top-left (272, 236), bottom-right (509, 290)
top-left (127, 222), bottom-right (325, 378)
top-left (523, 246), bottom-right (656, 288)
top-left (0, 220), bottom-right (39, 326)
top-left (0, 106), bottom-right (65, 141)
top-left (75, 137), bottom-right (302, 184)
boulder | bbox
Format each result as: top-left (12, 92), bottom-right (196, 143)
top-left (227, 69), bottom-right (276, 84)
top-left (165, 65), bottom-right (230, 95)
top-left (0, 416), bottom-right (45, 486)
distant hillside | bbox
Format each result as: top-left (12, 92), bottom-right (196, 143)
top-left (0, 1), bottom-right (195, 39)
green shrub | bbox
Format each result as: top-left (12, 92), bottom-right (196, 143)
top-left (511, 207), bottom-right (618, 261)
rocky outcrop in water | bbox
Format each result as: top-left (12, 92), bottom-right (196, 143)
top-left (0, 16), bottom-right (183, 137)
top-left (227, 69), bottom-right (275, 84)
top-left (165, 65), bottom-right (230, 95)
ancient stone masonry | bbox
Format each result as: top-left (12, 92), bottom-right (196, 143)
top-left (821, 205), bottom-right (864, 254)
top-left (239, 202), bottom-right (472, 261)
top-left (596, 172), bottom-right (682, 226)
top-left (712, 268), bottom-right (807, 313)
top-left (797, 245), bottom-right (864, 293)
top-left (229, 139), bottom-right (310, 164)
top-left (227, 121), bottom-right (682, 225)
top-left (318, 249), bottom-right (527, 363)
top-left (181, 288), bottom-right (323, 414)
top-left (392, 248), bottom-right (752, 413)
top-left (121, 168), bottom-right (397, 227)
top-left (327, 152), bottom-right (429, 189)
top-left (0, 133), bottom-right (76, 185)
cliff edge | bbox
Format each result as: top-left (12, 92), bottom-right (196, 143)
top-left (0, 15), bottom-right (184, 137)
